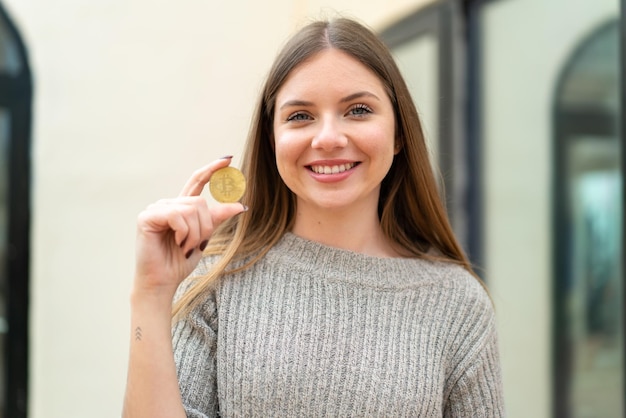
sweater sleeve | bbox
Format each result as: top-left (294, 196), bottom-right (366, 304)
top-left (172, 279), bottom-right (220, 418)
top-left (444, 324), bottom-right (505, 417)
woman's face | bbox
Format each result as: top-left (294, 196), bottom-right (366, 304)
top-left (273, 48), bottom-right (397, 216)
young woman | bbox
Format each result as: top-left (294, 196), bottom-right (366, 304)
top-left (123, 18), bottom-right (504, 417)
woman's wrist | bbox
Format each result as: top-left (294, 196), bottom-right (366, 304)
top-left (130, 281), bottom-right (178, 311)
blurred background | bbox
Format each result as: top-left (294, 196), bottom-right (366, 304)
top-left (0, 0), bottom-right (623, 417)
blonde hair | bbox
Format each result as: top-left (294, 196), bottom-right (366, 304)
top-left (173, 18), bottom-right (479, 320)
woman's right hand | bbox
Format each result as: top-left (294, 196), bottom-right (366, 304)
top-left (132, 157), bottom-right (247, 299)
top-left (124, 159), bottom-right (245, 418)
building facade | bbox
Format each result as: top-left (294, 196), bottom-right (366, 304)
top-left (0, 0), bottom-right (622, 417)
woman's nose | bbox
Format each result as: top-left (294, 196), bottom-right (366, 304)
top-left (311, 116), bottom-right (348, 150)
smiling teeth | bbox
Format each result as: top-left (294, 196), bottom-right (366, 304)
top-left (310, 162), bottom-right (356, 174)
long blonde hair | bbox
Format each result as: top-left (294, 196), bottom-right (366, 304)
top-left (173, 18), bottom-right (478, 320)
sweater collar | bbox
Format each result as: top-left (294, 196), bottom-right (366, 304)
top-left (264, 232), bottom-right (458, 289)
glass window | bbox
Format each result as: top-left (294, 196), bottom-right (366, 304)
top-left (381, 1), bottom-right (474, 256)
top-left (0, 12), bottom-right (20, 76)
top-left (393, 34), bottom-right (440, 172)
top-left (478, 0), bottom-right (621, 417)
top-left (554, 20), bottom-right (622, 418)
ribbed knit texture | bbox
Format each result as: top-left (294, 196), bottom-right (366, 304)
top-left (172, 233), bottom-right (505, 417)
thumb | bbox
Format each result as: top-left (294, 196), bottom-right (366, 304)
top-left (210, 203), bottom-right (248, 228)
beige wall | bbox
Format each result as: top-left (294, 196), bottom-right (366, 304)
top-left (4, 0), bottom-right (431, 416)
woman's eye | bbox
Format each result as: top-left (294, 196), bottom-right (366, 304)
top-left (286, 112), bottom-right (311, 122)
top-left (349, 104), bottom-right (373, 117)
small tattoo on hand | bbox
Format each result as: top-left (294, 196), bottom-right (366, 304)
top-left (135, 327), bottom-right (142, 341)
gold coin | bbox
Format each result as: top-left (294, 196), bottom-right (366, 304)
top-left (209, 166), bottom-right (246, 203)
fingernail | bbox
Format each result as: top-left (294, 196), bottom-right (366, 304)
top-left (241, 204), bottom-right (249, 212)
top-left (199, 240), bottom-right (208, 251)
top-left (180, 238), bottom-right (187, 248)
top-left (220, 155), bottom-right (233, 159)
top-left (185, 249), bottom-right (194, 259)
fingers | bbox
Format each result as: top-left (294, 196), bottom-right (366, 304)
top-left (138, 197), bottom-right (201, 246)
top-left (176, 201), bottom-right (248, 259)
top-left (173, 202), bottom-right (202, 257)
top-left (180, 201), bottom-right (238, 258)
top-left (179, 156), bottom-right (233, 197)
top-left (138, 196), bottom-right (247, 258)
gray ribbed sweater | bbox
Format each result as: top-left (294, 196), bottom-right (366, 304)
top-left (172, 233), bottom-right (504, 417)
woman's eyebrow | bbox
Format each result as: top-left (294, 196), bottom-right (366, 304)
top-left (279, 99), bottom-right (314, 110)
top-left (340, 91), bottom-right (380, 103)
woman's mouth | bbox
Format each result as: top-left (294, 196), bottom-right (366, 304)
top-left (308, 162), bottom-right (359, 174)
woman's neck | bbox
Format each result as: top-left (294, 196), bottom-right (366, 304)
top-left (290, 203), bottom-right (402, 258)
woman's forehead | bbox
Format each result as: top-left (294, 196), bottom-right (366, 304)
top-left (276, 49), bottom-right (387, 101)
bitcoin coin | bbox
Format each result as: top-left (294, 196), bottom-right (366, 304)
top-left (209, 166), bottom-right (246, 203)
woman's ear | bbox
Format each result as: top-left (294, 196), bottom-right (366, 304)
top-left (394, 137), bottom-right (403, 155)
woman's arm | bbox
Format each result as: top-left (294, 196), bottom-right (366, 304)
top-left (123, 287), bottom-right (186, 418)
top-left (444, 328), bottom-right (505, 417)
top-left (122, 157), bottom-right (245, 417)
top-left (442, 277), bottom-right (505, 418)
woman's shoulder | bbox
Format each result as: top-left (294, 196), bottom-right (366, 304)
top-left (431, 259), bottom-right (494, 313)
top-left (430, 260), bottom-right (490, 300)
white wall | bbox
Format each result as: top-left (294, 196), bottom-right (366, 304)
top-left (3, 0), bottom-right (431, 416)
top-left (481, 1), bottom-right (619, 417)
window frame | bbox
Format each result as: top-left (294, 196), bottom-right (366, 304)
top-left (0, 3), bottom-right (32, 417)
top-left (380, 0), bottom-right (491, 271)
top-left (380, 0), bottom-right (482, 266)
